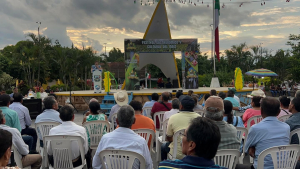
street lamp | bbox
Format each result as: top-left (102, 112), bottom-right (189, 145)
top-left (104, 43), bottom-right (107, 56)
top-left (259, 43), bottom-right (263, 68)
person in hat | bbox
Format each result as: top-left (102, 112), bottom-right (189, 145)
top-left (204, 96), bottom-right (240, 150)
top-left (108, 91), bottom-right (128, 128)
top-left (161, 95), bottom-right (200, 160)
top-left (0, 94), bottom-right (21, 132)
top-left (242, 89), bottom-right (266, 128)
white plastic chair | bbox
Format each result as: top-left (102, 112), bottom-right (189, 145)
top-left (246, 115), bottom-right (263, 131)
top-left (154, 111), bottom-right (166, 132)
top-left (133, 129), bottom-right (155, 151)
top-left (12, 145), bottom-right (31, 169)
top-left (143, 107), bottom-right (152, 118)
top-left (156, 119), bottom-right (169, 162)
top-left (214, 149), bottom-right (240, 169)
top-left (99, 149), bottom-right (146, 169)
top-left (278, 114), bottom-right (292, 122)
top-left (290, 128), bottom-right (300, 144)
top-left (35, 122), bottom-right (60, 160)
top-left (43, 135), bottom-right (87, 169)
top-left (167, 129), bottom-right (185, 160)
top-left (257, 145), bottom-right (300, 169)
top-left (194, 110), bottom-right (204, 117)
top-left (83, 121), bottom-right (110, 150)
top-left (236, 127), bottom-right (248, 164)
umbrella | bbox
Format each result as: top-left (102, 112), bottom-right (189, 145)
top-left (245, 68), bottom-right (278, 90)
top-left (245, 68), bottom-right (278, 77)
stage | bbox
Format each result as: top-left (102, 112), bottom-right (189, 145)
top-left (55, 87), bottom-right (254, 111)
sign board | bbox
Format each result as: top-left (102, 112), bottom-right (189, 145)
top-left (93, 70), bottom-right (102, 93)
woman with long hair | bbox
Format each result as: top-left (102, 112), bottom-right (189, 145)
top-left (82, 101), bottom-right (107, 124)
top-left (223, 100), bottom-right (244, 127)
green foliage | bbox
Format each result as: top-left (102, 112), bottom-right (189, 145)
top-left (0, 73), bottom-right (15, 90)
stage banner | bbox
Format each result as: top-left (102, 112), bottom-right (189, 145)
top-left (182, 51), bottom-right (198, 89)
top-left (93, 70), bottom-right (102, 93)
top-left (124, 39), bottom-right (198, 90)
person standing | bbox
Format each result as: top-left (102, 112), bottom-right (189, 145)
top-left (9, 93), bottom-right (38, 153)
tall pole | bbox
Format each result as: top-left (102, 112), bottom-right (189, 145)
top-left (212, 0), bottom-right (216, 76)
top-left (104, 43), bottom-right (107, 55)
top-left (259, 43), bottom-right (263, 68)
top-left (211, 24), bottom-right (215, 76)
top-left (36, 21), bottom-right (41, 85)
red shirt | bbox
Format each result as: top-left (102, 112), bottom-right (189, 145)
top-left (151, 102), bottom-right (172, 129)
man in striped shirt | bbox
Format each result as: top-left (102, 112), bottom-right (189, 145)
top-left (159, 117), bottom-right (227, 169)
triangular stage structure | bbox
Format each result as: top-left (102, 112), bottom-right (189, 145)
top-left (139, 0), bottom-right (181, 87)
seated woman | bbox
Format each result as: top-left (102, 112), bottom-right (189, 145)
top-left (223, 100), bottom-right (244, 127)
top-left (83, 102), bottom-right (107, 123)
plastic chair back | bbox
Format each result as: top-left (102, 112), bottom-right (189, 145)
top-left (154, 111), bottom-right (166, 132)
top-left (12, 145), bottom-right (31, 169)
top-left (83, 121), bottom-right (110, 149)
top-left (133, 129), bottom-right (155, 151)
top-left (247, 115), bottom-right (263, 130)
top-left (214, 149), bottom-right (240, 169)
top-left (278, 114), bottom-right (292, 122)
top-left (35, 122), bottom-right (60, 141)
top-left (168, 129), bottom-right (185, 160)
top-left (44, 135), bottom-right (86, 169)
top-left (142, 107), bottom-right (152, 118)
top-left (99, 149), bottom-right (146, 169)
top-left (236, 127), bottom-right (248, 164)
top-left (257, 145), bottom-right (300, 169)
top-left (290, 128), bottom-right (300, 144)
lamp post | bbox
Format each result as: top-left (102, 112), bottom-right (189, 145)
top-left (259, 43), bottom-right (263, 68)
top-left (104, 43), bottom-right (107, 56)
top-left (36, 21), bottom-right (41, 84)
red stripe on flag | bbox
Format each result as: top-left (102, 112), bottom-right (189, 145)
top-left (215, 27), bottom-right (220, 61)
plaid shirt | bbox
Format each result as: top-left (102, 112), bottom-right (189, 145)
top-left (214, 121), bottom-right (240, 150)
top-left (238, 104), bottom-right (252, 113)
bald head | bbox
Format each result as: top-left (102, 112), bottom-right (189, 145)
top-left (162, 92), bottom-right (170, 102)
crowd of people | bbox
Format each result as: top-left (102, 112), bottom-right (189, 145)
top-left (0, 87), bottom-right (300, 169)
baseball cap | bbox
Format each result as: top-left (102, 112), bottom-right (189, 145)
top-left (179, 95), bottom-right (195, 109)
top-left (204, 96), bottom-right (224, 111)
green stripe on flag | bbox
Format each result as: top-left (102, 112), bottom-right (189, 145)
top-left (215, 0), bottom-right (220, 15)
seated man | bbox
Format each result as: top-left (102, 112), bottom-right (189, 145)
top-left (237, 98), bottom-right (290, 169)
top-left (35, 96), bottom-right (62, 147)
top-left (142, 93), bottom-right (159, 116)
top-left (0, 94), bottom-right (21, 131)
top-left (9, 93), bottom-right (38, 153)
top-left (0, 111), bottom-right (42, 169)
top-left (162, 95), bottom-right (200, 160)
top-left (163, 99), bottom-right (180, 122)
top-left (286, 97), bottom-right (300, 144)
top-left (92, 105), bottom-right (153, 169)
top-left (205, 96), bottom-right (240, 150)
top-left (129, 100), bottom-right (155, 149)
top-left (159, 117), bottom-right (227, 169)
top-left (48, 105), bottom-right (90, 168)
top-left (108, 91), bottom-right (128, 128)
top-left (151, 92), bottom-right (172, 129)
top-left (278, 96), bottom-right (291, 118)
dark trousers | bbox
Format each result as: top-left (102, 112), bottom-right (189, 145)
top-left (22, 135), bottom-right (33, 151)
top-left (161, 142), bottom-right (170, 161)
top-left (22, 127), bottom-right (38, 151)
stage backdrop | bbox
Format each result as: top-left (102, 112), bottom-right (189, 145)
top-left (124, 39), bottom-right (198, 90)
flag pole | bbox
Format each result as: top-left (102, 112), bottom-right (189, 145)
top-left (213, 0), bottom-right (216, 76)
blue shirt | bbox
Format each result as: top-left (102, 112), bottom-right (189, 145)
top-left (0, 107), bottom-right (21, 132)
top-left (35, 109), bottom-right (62, 140)
top-left (224, 97), bottom-right (240, 107)
top-left (142, 100), bottom-right (157, 116)
top-left (244, 116), bottom-right (290, 169)
top-left (285, 112), bottom-right (300, 144)
top-left (9, 102), bottom-right (32, 130)
top-left (223, 116), bottom-right (244, 127)
top-left (159, 156), bottom-right (228, 169)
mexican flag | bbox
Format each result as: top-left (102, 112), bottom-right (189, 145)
top-left (215, 0), bottom-right (220, 61)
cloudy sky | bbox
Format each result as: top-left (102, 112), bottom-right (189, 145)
top-left (0, 0), bottom-right (299, 57)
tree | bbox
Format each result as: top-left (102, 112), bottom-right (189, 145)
top-left (106, 47), bottom-right (124, 62)
top-left (287, 34), bottom-right (300, 81)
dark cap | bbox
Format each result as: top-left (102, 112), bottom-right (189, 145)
top-left (0, 94), bottom-right (13, 106)
top-left (179, 95), bottom-right (195, 109)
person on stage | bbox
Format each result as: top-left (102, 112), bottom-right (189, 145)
top-left (91, 61), bottom-right (102, 73)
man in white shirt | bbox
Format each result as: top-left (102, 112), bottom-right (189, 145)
top-left (142, 93), bottom-right (159, 116)
top-left (9, 93), bottom-right (38, 153)
top-left (48, 105), bottom-right (90, 168)
top-left (92, 105), bottom-right (153, 169)
top-left (0, 110), bottom-right (42, 169)
top-left (35, 96), bottom-right (62, 147)
top-left (163, 99), bottom-right (180, 122)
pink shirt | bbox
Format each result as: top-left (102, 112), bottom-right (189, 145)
top-left (277, 109), bottom-right (291, 118)
top-left (243, 109), bottom-right (261, 128)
